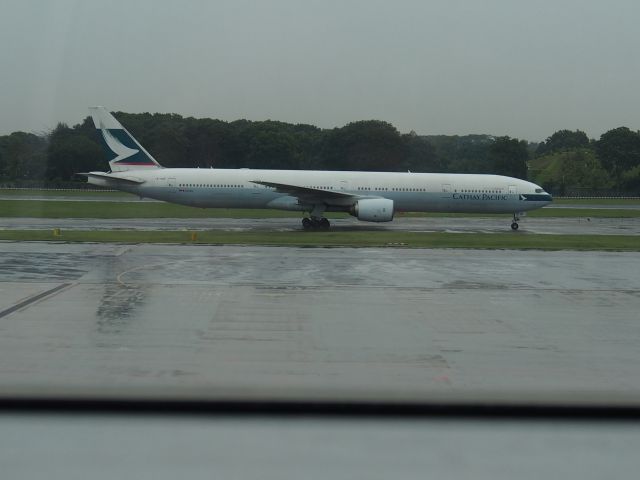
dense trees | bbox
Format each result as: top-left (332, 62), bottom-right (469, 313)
top-left (46, 123), bottom-right (104, 180)
top-left (321, 121), bottom-right (405, 171)
top-left (594, 127), bottom-right (640, 180)
top-left (425, 135), bottom-right (493, 174)
top-left (530, 149), bottom-right (613, 195)
top-left (0, 131), bottom-right (47, 180)
top-left (535, 129), bottom-right (590, 156)
top-left (530, 127), bottom-right (640, 193)
top-left (0, 110), bottom-right (638, 193)
top-left (488, 137), bottom-right (529, 179)
top-left (0, 114), bottom-right (449, 182)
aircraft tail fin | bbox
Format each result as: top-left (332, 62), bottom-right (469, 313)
top-left (89, 106), bottom-right (162, 172)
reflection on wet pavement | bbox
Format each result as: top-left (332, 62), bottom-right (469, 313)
top-left (96, 284), bottom-right (147, 335)
top-left (0, 242), bottom-right (639, 401)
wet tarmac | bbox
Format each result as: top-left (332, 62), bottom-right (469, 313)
top-left (3, 415), bottom-right (640, 480)
top-left (0, 242), bottom-right (639, 400)
top-left (2, 215), bottom-right (640, 235)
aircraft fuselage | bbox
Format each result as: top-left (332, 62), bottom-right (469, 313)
top-left (88, 168), bottom-right (552, 214)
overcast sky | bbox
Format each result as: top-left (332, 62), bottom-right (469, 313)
top-left (1, 0), bottom-right (639, 140)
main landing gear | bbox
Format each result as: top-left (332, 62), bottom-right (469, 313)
top-left (303, 204), bottom-right (330, 230)
top-left (302, 217), bottom-right (330, 230)
top-left (511, 213), bottom-right (520, 231)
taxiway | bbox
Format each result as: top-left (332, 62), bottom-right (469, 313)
top-left (0, 242), bottom-right (638, 400)
top-left (2, 215), bottom-right (640, 235)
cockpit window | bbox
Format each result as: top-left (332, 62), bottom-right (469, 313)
top-left (535, 188), bottom-right (544, 193)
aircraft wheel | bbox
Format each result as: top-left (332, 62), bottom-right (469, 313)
top-left (319, 218), bottom-right (330, 230)
top-left (511, 222), bottom-right (519, 231)
top-left (302, 217), bottom-right (313, 230)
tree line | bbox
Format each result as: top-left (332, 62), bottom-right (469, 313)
top-left (0, 111), bottom-right (638, 194)
top-left (530, 128), bottom-right (640, 195)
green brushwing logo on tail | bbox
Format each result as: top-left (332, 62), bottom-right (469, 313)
top-left (90, 106), bottom-right (160, 170)
top-left (97, 126), bottom-right (155, 166)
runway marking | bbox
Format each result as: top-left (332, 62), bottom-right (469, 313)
top-left (116, 262), bottom-right (171, 286)
top-left (0, 283), bottom-right (72, 319)
top-left (113, 245), bottom-right (134, 257)
top-left (96, 282), bottom-right (640, 294)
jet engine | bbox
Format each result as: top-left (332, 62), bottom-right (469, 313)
top-left (350, 198), bottom-right (394, 222)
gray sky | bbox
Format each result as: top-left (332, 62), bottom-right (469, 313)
top-left (1, 0), bottom-right (639, 140)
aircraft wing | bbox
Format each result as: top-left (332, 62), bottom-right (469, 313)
top-left (251, 180), bottom-right (358, 204)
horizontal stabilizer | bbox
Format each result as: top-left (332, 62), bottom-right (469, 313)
top-left (77, 172), bottom-right (145, 186)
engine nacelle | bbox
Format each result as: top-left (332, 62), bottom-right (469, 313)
top-left (350, 198), bottom-right (394, 222)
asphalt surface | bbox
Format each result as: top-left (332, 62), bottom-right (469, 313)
top-left (1, 242), bottom-right (639, 400)
top-left (2, 215), bottom-right (640, 235)
top-left (3, 415), bottom-right (639, 480)
top-left (3, 242), bottom-right (640, 478)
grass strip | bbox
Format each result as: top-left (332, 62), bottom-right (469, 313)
top-left (0, 200), bottom-right (309, 218)
top-left (553, 198), bottom-right (640, 205)
top-left (518, 208), bottom-right (638, 218)
top-left (0, 189), bottom-right (133, 198)
top-left (0, 229), bottom-right (638, 251)
top-left (1, 199), bottom-right (640, 219)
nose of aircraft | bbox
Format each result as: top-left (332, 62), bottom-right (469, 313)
top-left (527, 181), bottom-right (553, 204)
top-left (536, 187), bottom-right (553, 204)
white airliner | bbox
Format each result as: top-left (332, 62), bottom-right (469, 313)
top-left (80, 107), bottom-right (552, 230)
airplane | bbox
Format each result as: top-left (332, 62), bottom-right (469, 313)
top-left (79, 107), bottom-right (552, 230)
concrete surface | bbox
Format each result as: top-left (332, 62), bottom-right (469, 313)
top-left (2, 215), bottom-right (640, 235)
top-left (2, 415), bottom-right (639, 480)
top-left (0, 242), bottom-right (639, 399)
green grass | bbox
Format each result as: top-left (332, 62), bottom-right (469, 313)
top-left (0, 229), bottom-right (638, 251)
top-left (0, 199), bottom-right (321, 218)
top-left (554, 198), bottom-right (640, 205)
top-left (0, 188), bottom-right (134, 198)
top-left (400, 209), bottom-right (640, 218)
top-left (527, 208), bottom-right (640, 218)
top-left (2, 199), bottom-right (639, 219)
